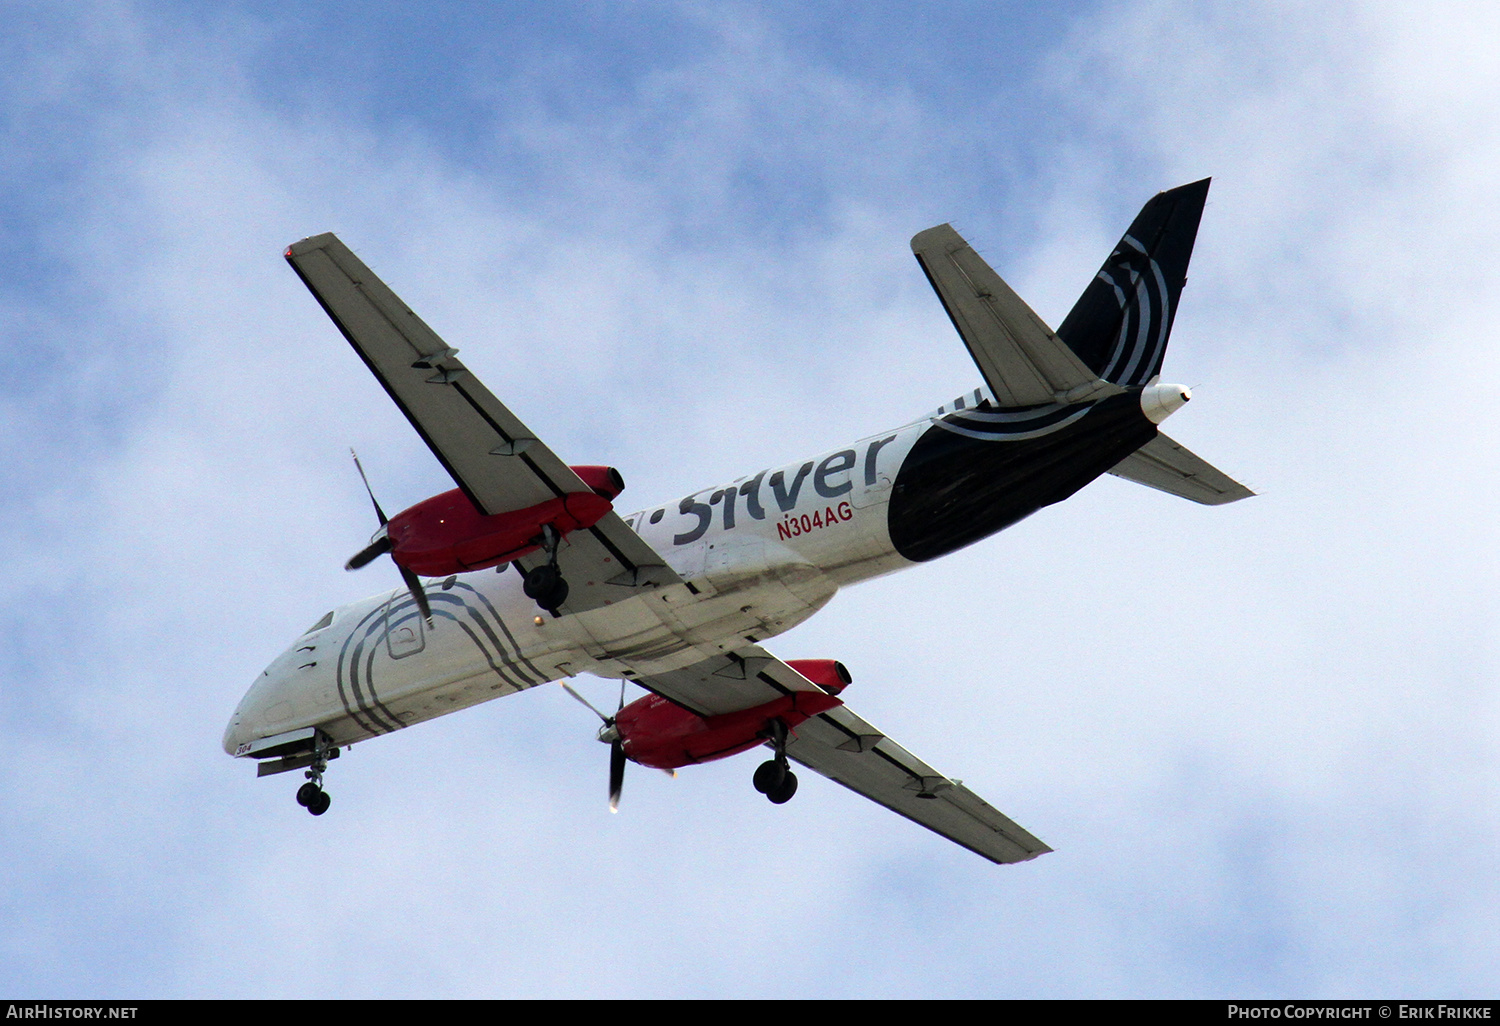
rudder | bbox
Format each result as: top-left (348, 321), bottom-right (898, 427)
top-left (1055, 178), bottom-right (1210, 387)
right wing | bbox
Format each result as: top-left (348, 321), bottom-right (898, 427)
top-left (911, 224), bottom-right (1121, 408)
top-left (633, 647), bottom-right (1051, 865)
top-left (285, 233), bottom-right (681, 613)
top-left (1109, 432), bottom-right (1255, 505)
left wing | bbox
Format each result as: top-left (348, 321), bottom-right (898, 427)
top-left (285, 233), bottom-right (680, 613)
top-left (635, 646), bottom-right (1051, 865)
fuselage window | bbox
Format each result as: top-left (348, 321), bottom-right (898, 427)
top-left (649, 509), bottom-right (665, 524)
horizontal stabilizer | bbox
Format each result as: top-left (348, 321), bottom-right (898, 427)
top-left (912, 224), bottom-right (1121, 408)
top-left (1109, 432), bottom-right (1254, 505)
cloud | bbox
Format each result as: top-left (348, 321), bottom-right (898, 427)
top-left (2, 0), bottom-right (1497, 998)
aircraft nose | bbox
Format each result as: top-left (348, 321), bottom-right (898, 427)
top-left (223, 659), bottom-right (290, 756)
top-left (222, 711), bottom-right (247, 756)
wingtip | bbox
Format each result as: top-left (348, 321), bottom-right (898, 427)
top-left (910, 222), bottom-right (957, 253)
top-left (284, 232), bottom-right (342, 259)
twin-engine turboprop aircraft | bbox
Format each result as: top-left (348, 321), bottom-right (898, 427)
top-left (225, 178), bottom-right (1251, 862)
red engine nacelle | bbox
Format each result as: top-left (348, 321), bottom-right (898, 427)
top-left (571, 465), bottom-right (625, 500)
top-left (615, 685), bottom-right (847, 771)
top-left (786, 658), bottom-right (852, 695)
top-left (383, 464), bottom-right (622, 577)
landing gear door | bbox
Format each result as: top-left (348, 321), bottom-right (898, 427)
top-left (385, 591), bottom-right (426, 660)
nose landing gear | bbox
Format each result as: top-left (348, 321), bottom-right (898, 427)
top-left (294, 737), bottom-right (334, 816)
top-left (296, 780), bottom-right (330, 815)
top-left (753, 717), bottom-right (799, 805)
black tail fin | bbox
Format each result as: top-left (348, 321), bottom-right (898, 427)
top-left (1055, 178), bottom-right (1210, 387)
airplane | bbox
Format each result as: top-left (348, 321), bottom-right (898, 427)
top-left (223, 177), bottom-right (1251, 864)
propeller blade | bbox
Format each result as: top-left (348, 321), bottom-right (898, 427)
top-left (609, 740), bottom-right (626, 813)
top-left (350, 449), bottom-right (389, 526)
top-left (345, 532), bottom-right (393, 571)
top-left (398, 563), bottom-right (433, 625)
top-left (559, 681), bottom-right (612, 724)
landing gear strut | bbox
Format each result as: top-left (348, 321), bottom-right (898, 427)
top-left (522, 523), bottom-right (569, 615)
top-left (293, 735), bottom-right (334, 816)
top-left (753, 717), bottom-right (798, 804)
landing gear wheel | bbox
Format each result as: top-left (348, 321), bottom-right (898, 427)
top-left (756, 717), bottom-right (796, 803)
top-left (541, 577), bottom-right (568, 613)
top-left (522, 525), bottom-right (570, 614)
top-left (296, 731), bottom-right (336, 817)
top-left (767, 770), bottom-right (798, 805)
top-left (523, 563), bottom-right (559, 600)
top-left (522, 562), bottom-right (569, 613)
top-left (753, 759), bottom-right (785, 794)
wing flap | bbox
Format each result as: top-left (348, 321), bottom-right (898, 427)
top-left (911, 224), bottom-right (1121, 408)
top-left (1110, 432), bottom-right (1255, 505)
top-left (630, 646), bottom-right (829, 719)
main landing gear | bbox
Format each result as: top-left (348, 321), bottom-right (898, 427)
top-left (753, 717), bottom-right (799, 805)
top-left (294, 737), bottom-right (334, 816)
top-left (521, 523), bottom-right (569, 615)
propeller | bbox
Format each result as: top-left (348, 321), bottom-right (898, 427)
top-left (347, 450), bottom-right (432, 625)
top-left (560, 680), bottom-right (628, 812)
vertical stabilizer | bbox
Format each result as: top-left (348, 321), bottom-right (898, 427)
top-left (1056, 178), bottom-right (1210, 387)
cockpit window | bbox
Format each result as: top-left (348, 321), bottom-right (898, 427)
top-left (303, 610), bottom-right (334, 635)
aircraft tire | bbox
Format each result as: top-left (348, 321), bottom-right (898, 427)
top-left (523, 564), bottom-right (558, 600)
top-left (543, 577), bottom-right (569, 612)
top-left (308, 791), bottom-right (332, 816)
top-left (767, 771), bottom-right (798, 805)
top-left (525, 565), bottom-right (569, 612)
top-left (296, 782), bottom-right (319, 807)
top-left (753, 760), bottom-right (784, 794)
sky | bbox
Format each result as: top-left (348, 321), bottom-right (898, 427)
top-left (2, 0), bottom-right (1498, 999)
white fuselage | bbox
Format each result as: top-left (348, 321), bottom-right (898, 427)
top-left (224, 415), bottom-right (931, 755)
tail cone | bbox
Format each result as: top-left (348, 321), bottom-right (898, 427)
top-left (1141, 383), bottom-right (1191, 424)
